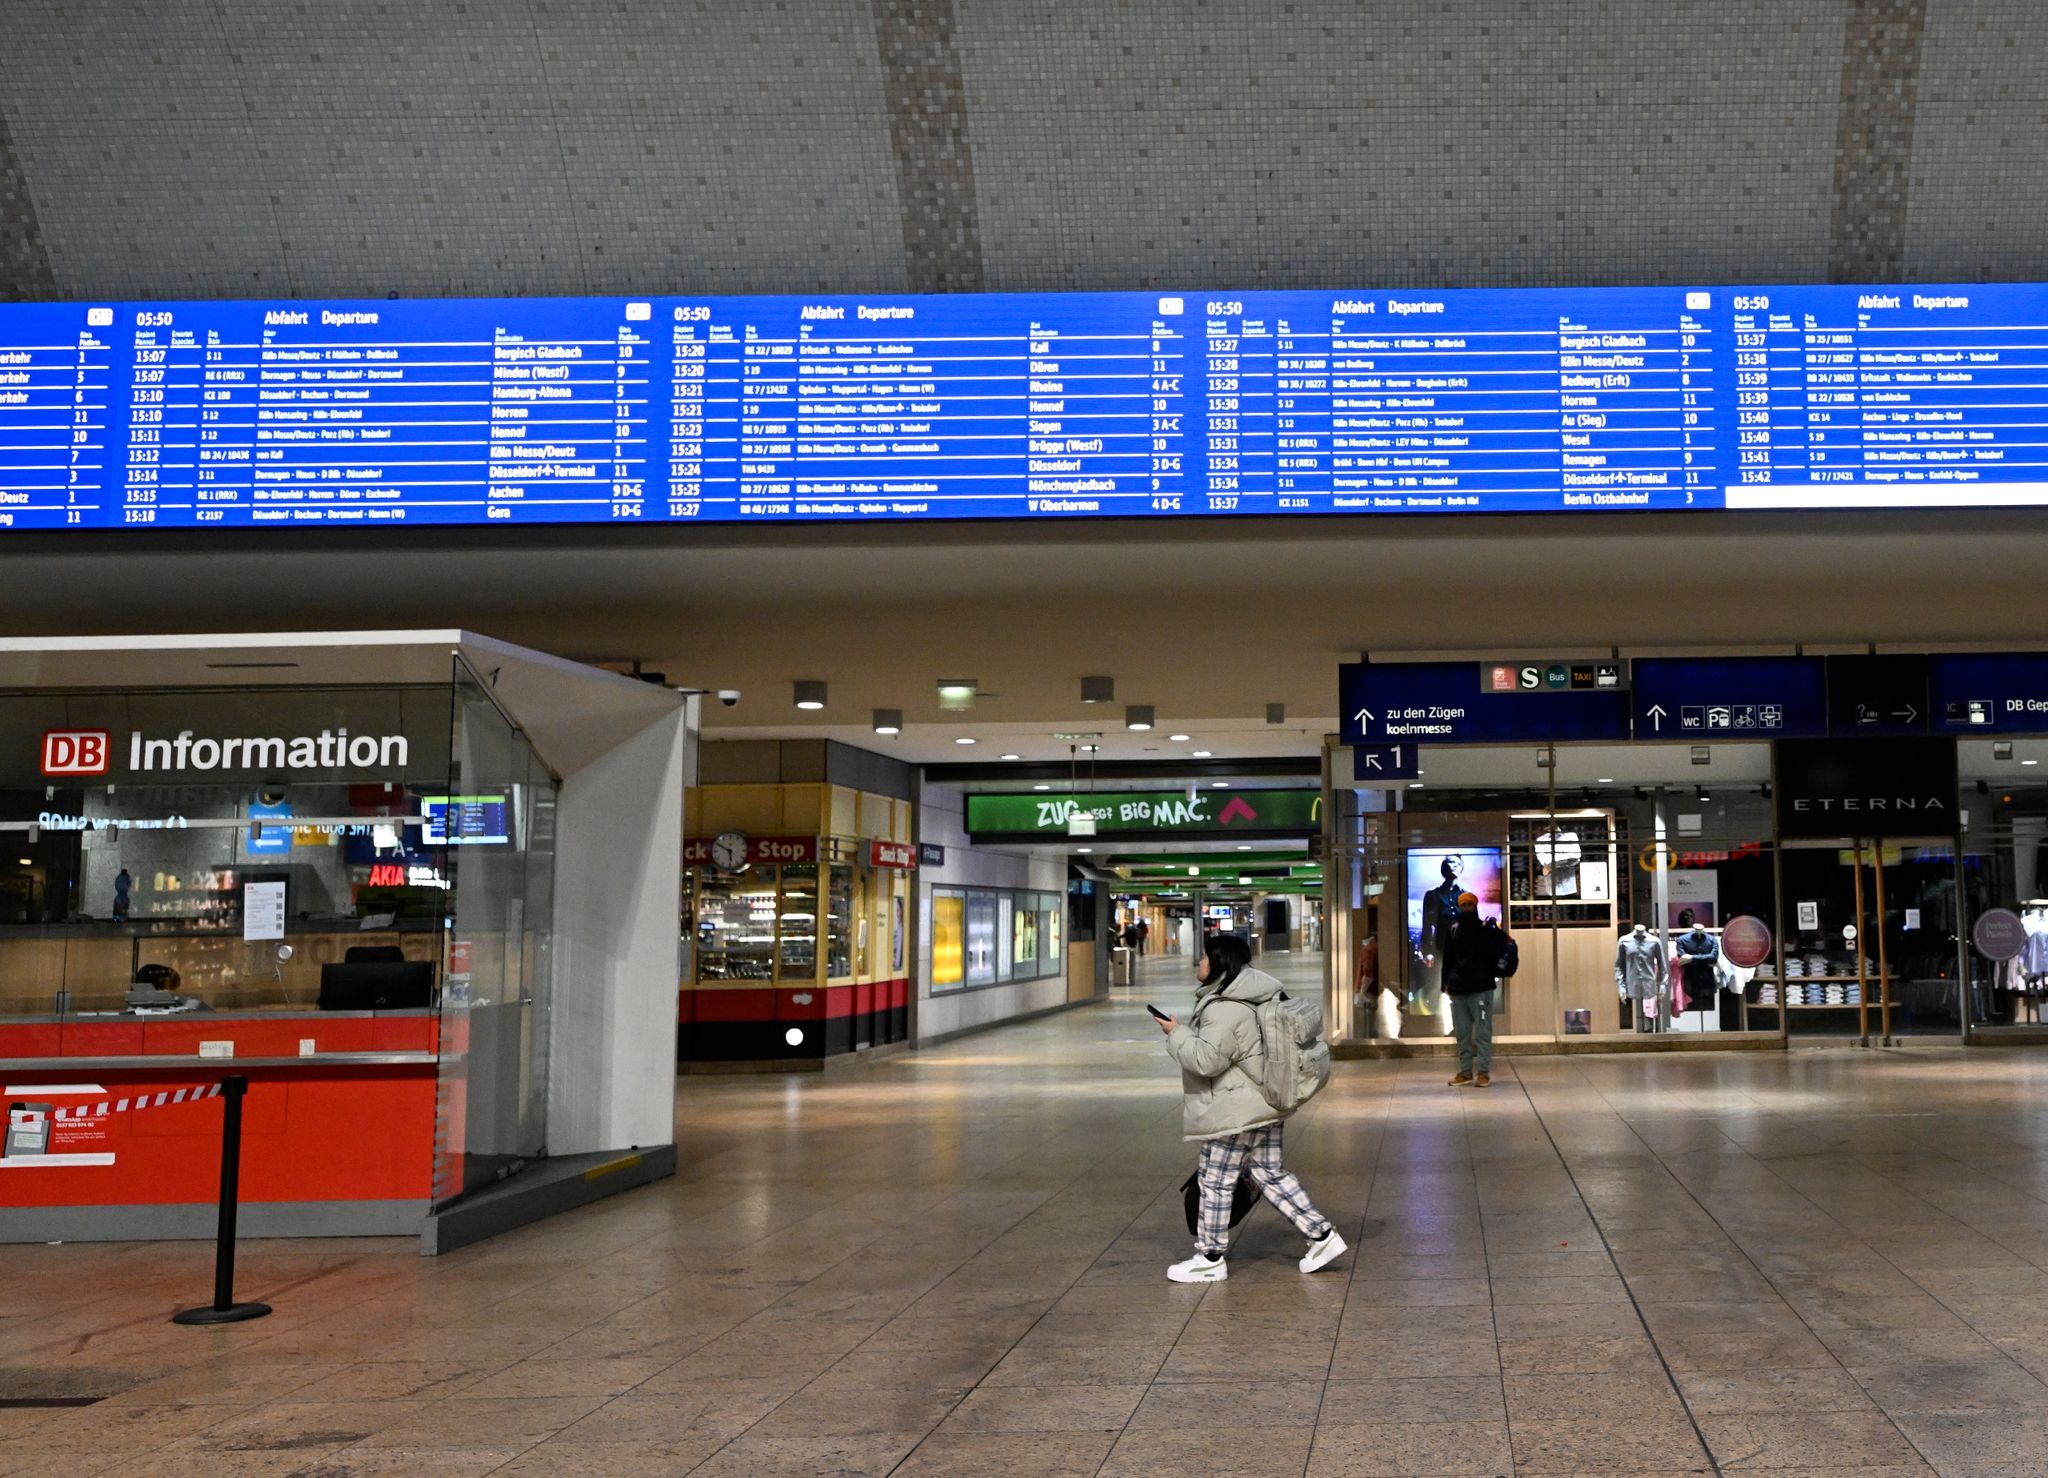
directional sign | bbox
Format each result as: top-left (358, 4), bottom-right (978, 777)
top-left (1823, 654), bottom-right (1929, 737)
top-left (1631, 657), bottom-right (1826, 740)
top-left (1351, 744), bottom-right (1422, 782)
top-left (1930, 652), bottom-right (2048, 734)
top-left (1340, 662), bottom-right (1630, 746)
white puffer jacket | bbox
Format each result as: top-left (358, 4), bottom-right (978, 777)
top-left (1164, 967), bottom-right (1286, 1142)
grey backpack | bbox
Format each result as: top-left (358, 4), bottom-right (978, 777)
top-left (1234, 990), bottom-right (1332, 1113)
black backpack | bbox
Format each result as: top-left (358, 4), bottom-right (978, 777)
top-left (1496, 930), bottom-right (1521, 979)
top-left (1181, 1168), bottom-right (1258, 1235)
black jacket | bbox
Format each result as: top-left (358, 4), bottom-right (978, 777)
top-left (1440, 914), bottom-right (1509, 997)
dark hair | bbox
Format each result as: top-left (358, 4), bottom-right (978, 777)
top-left (1440, 855), bottom-right (1464, 882)
top-left (1677, 908), bottom-right (1696, 928)
top-left (1200, 932), bottom-right (1253, 992)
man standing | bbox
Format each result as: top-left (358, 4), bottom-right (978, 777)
top-left (1441, 892), bottom-right (1508, 1089)
top-left (1134, 917), bottom-right (1150, 957)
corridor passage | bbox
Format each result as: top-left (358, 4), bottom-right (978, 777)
top-left (8, 953), bottom-right (2048, 1475)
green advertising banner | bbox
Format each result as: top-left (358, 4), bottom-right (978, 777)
top-left (965, 789), bottom-right (1322, 836)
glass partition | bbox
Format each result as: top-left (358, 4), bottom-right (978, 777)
top-left (0, 684), bottom-right (455, 1045)
top-left (431, 659), bottom-right (560, 1203)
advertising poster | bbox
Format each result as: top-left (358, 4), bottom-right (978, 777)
top-left (1668, 871), bottom-right (1721, 928)
top-left (1406, 848), bottom-right (1504, 958)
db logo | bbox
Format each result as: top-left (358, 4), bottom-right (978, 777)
top-left (42, 729), bottom-right (110, 777)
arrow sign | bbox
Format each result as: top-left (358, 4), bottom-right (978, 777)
top-left (1352, 707), bottom-right (1375, 731)
top-left (1645, 704), bottom-right (1668, 732)
top-left (1216, 796), bottom-right (1260, 825)
top-left (1351, 744), bottom-right (1420, 782)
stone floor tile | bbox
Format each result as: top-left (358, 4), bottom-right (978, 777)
top-left (352, 1396), bottom-right (608, 1450)
top-left (489, 1440), bottom-right (725, 1477)
top-left (1505, 1366), bottom-right (1686, 1422)
top-left (890, 1429), bottom-right (1119, 1477)
top-left (983, 1343), bottom-right (1168, 1386)
top-left (938, 1381), bottom-right (1146, 1432)
top-left (682, 1429), bottom-right (928, 1478)
top-left (1699, 1409), bottom-right (1927, 1470)
top-left (1675, 1364), bottom-right (1877, 1415)
top-left (1305, 1418), bottom-right (1511, 1476)
top-left (1850, 1357), bottom-right (2048, 1412)
top-left (1129, 1378), bottom-right (1326, 1428)
top-left (1508, 1413), bottom-right (1711, 1473)
top-left (1103, 1424), bottom-right (1316, 1476)
top-left (1320, 1372), bottom-right (1505, 1424)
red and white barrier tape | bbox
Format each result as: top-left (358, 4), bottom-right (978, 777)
top-left (52, 1082), bottom-right (223, 1121)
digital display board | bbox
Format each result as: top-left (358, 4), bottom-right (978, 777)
top-left (421, 795), bottom-right (510, 846)
top-left (3, 282), bottom-right (2044, 530)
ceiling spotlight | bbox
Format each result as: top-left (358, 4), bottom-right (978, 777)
top-left (1081, 675), bottom-right (1115, 704)
top-left (1000, 752), bottom-right (1021, 761)
top-left (1696, 785), bottom-right (1710, 801)
top-left (793, 680), bottom-right (828, 711)
top-left (1126, 705), bottom-right (1154, 731)
top-left (872, 708), bottom-right (902, 735)
top-left (1266, 703), bottom-right (1285, 725)
top-left (1080, 743), bottom-right (1100, 753)
top-left (1192, 749), bottom-right (1213, 758)
top-left (936, 679), bottom-right (978, 711)
top-left (955, 736), bottom-right (977, 746)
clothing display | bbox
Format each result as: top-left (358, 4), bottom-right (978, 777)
top-left (1534, 829), bottom-right (1582, 899)
top-left (1614, 927), bottom-right (1665, 1002)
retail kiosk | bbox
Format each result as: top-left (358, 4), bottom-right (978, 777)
top-left (0, 631), bottom-right (691, 1252)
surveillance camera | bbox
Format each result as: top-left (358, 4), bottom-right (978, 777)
top-left (717, 689), bottom-right (742, 707)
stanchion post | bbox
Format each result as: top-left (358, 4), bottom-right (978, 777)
top-left (172, 1075), bottom-right (272, 1326)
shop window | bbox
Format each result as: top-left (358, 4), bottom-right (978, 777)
top-left (777, 865), bottom-right (819, 983)
top-left (965, 892), bottom-right (998, 987)
top-left (698, 866), bottom-right (779, 981)
top-left (825, 863), bottom-right (853, 980)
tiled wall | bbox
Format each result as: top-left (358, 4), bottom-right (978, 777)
top-left (0, 1), bottom-right (2042, 301)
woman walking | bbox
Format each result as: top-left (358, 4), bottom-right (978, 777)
top-left (1154, 932), bottom-right (1347, 1283)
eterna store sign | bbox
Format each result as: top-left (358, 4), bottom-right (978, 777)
top-left (1774, 737), bottom-right (1959, 839)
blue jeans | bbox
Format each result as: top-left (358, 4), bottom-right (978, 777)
top-left (1451, 992), bottom-right (1493, 1075)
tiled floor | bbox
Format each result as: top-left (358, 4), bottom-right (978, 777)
top-left (10, 953), bottom-right (2048, 1474)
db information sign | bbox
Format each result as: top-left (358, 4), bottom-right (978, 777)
top-left (41, 730), bottom-right (109, 776)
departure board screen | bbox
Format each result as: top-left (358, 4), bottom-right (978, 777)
top-left (0, 282), bottom-right (2041, 529)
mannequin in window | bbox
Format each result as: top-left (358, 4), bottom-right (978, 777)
top-left (1615, 922), bottom-right (1664, 1032)
top-left (1675, 915), bottom-right (1719, 1015)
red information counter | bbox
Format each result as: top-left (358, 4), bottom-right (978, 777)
top-left (2, 1012), bottom-right (439, 1237)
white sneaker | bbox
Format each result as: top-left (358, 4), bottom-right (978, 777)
top-left (1167, 1253), bottom-right (1228, 1283)
top-left (1299, 1231), bottom-right (1347, 1274)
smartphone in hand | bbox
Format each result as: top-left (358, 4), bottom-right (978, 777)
top-left (1145, 1004), bottom-right (1170, 1022)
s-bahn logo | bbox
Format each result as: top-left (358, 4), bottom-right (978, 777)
top-left (41, 730), bottom-right (110, 777)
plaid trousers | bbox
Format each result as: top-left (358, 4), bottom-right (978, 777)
top-left (1194, 1122), bottom-right (1333, 1257)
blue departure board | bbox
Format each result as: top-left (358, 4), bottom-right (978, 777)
top-left (1, 283), bottom-right (2043, 529)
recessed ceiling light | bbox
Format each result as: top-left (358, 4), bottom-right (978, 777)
top-left (1210, 781), bottom-right (1227, 789)
top-left (936, 679), bottom-right (979, 711)
top-left (1408, 781), bottom-right (1425, 789)
top-left (1000, 752), bottom-right (1021, 760)
top-left (1192, 750), bottom-right (1212, 758)
top-left (2026, 759), bottom-right (2040, 767)
top-left (1236, 845), bottom-right (1251, 851)
top-left (1169, 733), bottom-right (1191, 742)
top-left (1597, 777), bottom-right (1614, 783)
top-left (1076, 846), bottom-right (1093, 853)
top-left (1080, 744), bottom-right (1100, 753)
top-left (955, 736), bottom-right (976, 745)
top-left (1188, 867), bottom-right (1200, 876)
top-left (1032, 783), bottom-right (1052, 791)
